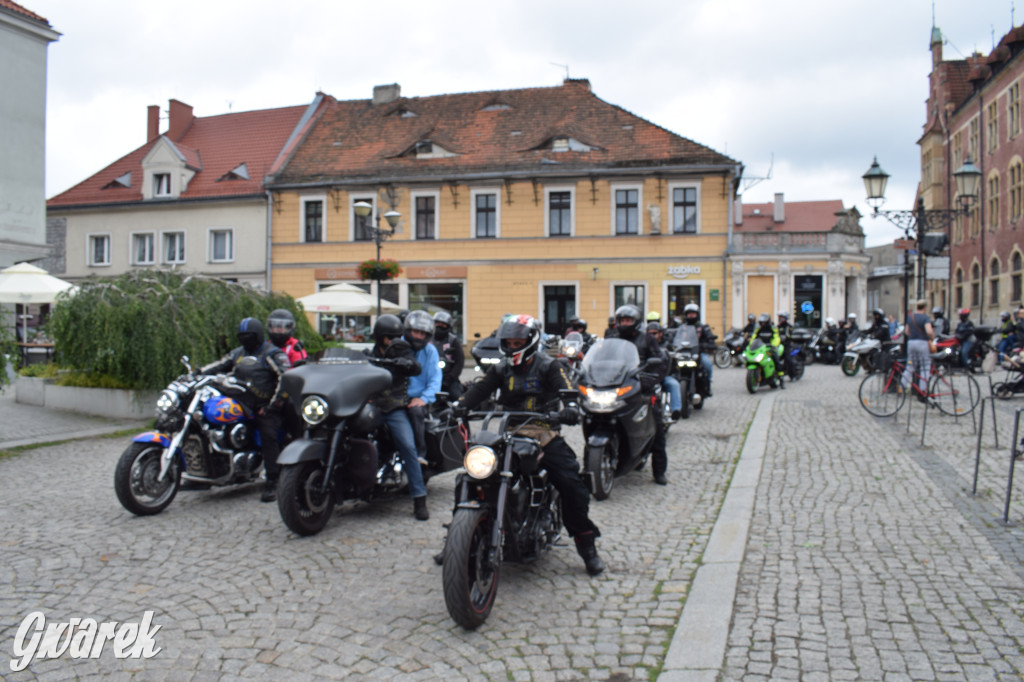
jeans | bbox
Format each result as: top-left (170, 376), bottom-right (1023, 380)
top-left (700, 352), bottom-right (713, 386)
top-left (383, 409), bottom-right (426, 498)
top-left (997, 336), bottom-right (1014, 361)
top-left (961, 340), bottom-right (975, 367)
top-left (903, 339), bottom-right (931, 396)
top-left (663, 376), bottom-right (682, 411)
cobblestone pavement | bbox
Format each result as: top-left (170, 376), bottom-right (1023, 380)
top-left (2, 363), bottom-right (1023, 680)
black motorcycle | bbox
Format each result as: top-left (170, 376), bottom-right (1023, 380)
top-left (668, 325), bottom-right (711, 419)
top-left (114, 356), bottom-right (280, 516)
top-left (577, 338), bottom-right (657, 500)
top-left (470, 334), bottom-right (502, 373)
top-left (441, 407), bottom-right (566, 629)
top-left (275, 352), bottom-right (463, 536)
top-left (714, 328), bottom-right (746, 369)
top-left (809, 327), bottom-right (841, 365)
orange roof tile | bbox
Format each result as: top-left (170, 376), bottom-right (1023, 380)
top-left (0, 0), bottom-right (48, 25)
top-left (736, 200), bottom-right (846, 233)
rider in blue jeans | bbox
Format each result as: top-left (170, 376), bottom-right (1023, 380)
top-left (646, 322), bottom-right (682, 420)
top-left (366, 314), bottom-right (429, 521)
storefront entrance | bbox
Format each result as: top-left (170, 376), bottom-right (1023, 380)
top-left (543, 285), bottom-right (576, 337)
top-left (793, 275), bottom-right (823, 328)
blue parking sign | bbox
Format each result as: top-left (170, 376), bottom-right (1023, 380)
top-left (800, 301), bottom-right (813, 314)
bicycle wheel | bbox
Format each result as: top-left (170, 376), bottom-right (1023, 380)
top-left (928, 371), bottom-right (981, 416)
top-left (858, 370), bottom-right (906, 417)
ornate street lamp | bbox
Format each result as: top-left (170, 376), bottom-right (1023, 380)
top-left (862, 156), bottom-right (981, 318)
top-left (353, 200), bottom-right (401, 315)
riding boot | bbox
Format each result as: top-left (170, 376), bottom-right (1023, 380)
top-left (413, 495), bottom-right (429, 521)
top-left (261, 477), bottom-right (277, 503)
top-left (574, 531), bottom-right (605, 576)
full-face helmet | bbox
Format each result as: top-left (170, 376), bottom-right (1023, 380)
top-left (372, 314), bottom-right (404, 343)
top-left (267, 308), bottom-right (296, 348)
top-left (404, 310), bottom-right (434, 351)
top-left (237, 317), bottom-right (265, 353)
top-left (683, 303), bottom-right (700, 325)
top-left (614, 304), bottom-right (643, 340)
top-left (497, 314), bottom-right (542, 367)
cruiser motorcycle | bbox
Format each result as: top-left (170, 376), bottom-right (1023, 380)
top-left (441, 407), bottom-right (566, 629)
top-left (114, 356), bottom-right (278, 516)
top-left (668, 324), bottom-right (710, 418)
top-left (577, 338), bottom-right (658, 500)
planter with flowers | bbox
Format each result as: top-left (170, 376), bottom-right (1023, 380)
top-left (359, 259), bottom-right (401, 281)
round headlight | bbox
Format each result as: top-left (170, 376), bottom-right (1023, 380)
top-left (156, 389), bottom-right (179, 412)
top-left (464, 445), bottom-right (498, 479)
top-left (301, 395), bottom-right (329, 425)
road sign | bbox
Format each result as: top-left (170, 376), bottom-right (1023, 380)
top-left (893, 238), bottom-right (914, 250)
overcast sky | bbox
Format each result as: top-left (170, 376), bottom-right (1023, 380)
top-left (29, 0), bottom-right (1020, 246)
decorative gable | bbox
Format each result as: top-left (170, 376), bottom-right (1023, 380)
top-left (140, 136), bottom-right (197, 199)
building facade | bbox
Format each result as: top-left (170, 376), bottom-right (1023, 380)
top-left (266, 80), bottom-right (742, 342)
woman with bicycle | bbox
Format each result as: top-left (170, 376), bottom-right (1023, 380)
top-left (904, 299), bottom-right (934, 402)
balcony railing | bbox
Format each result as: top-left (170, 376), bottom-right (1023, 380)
top-left (730, 231), bottom-right (861, 254)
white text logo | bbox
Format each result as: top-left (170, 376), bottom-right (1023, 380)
top-left (10, 611), bottom-right (162, 672)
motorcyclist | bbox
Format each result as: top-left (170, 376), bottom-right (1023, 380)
top-left (838, 313), bottom-right (859, 356)
top-left (365, 314), bottom-right (429, 521)
top-left (867, 308), bottom-right (892, 343)
top-left (997, 311), bottom-right (1015, 362)
top-left (647, 322), bottom-right (682, 420)
top-left (932, 306), bottom-right (947, 337)
top-left (453, 314), bottom-right (605, 575)
top-left (954, 308), bottom-right (975, 367)
top-left (604, 316), bottom-right (616, 338)
top-left (567, 316), bottom-right (597, 353)
top-left (776, 311), bottom-right (794, 376)
top-left (754, 313), bottom-right (785, 389)
top-left (267, 308), bottom-right (307, 367)
top-left (821, 317), bottom-right (840, 364)
top-left (646, 311), bottom-right (661, 326)
top-left (741, 313), bottom-right (757, 339)
top-left (201, 318), bottom-right (291, 502)
top-left (608, 304), bottom-right (669, 484)
top-left (432, 311), bottom-right (465, 399)
top-left (405, 310), bottom-right (442, 474)
top-left (679, 303), bottom-right (715, 397)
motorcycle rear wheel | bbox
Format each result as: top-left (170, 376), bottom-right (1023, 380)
top-left (114, 442), bottom-right (181, 516)
top-left (585, 433), bottom-right (618, 501)
top-left (790, 356), bottom-right (805, 381)
top-left (443, 508), bottom-right (499, 630)
top-left (745, 368), bottom-right (760, 394)
top-left (841, 356), bottom-right (860, 376)
top-left (713, 347), bottom-right (732, 369)
top-left (278, 461), bottom-right (335, 536)
top-left (679, 377), bottom-right (692, 420)
top-left (992, 382), bottom-right (1013, 400)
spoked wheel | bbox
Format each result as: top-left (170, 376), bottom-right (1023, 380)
top-left (745, 368), bottom-right (760, 394)
top-left (114, 442), bottom-right (181, 516)
top-left (789, 356), bottom-right (805, 381)
top-left (585, 433), bottom-right (618, 501)
top-left (714, 347), bottom-right (732, 369)
top-left (858, 371), bottom-right (906, 418)
top-left (841, 356), bottom-right (860, 376)
top-left (992, 382), bottom-right (1014, 400)
top-left (679, 378), bottom-right (692, 419)
top-left (929, 371), bottom-right (982, 416)
top-left (277, 461), bottom-right (335, 536)
top-left (443, 508), bottom-right (499, 630)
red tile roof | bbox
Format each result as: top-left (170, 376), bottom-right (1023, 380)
top-left (736, 199), bottom-right (847, 232)
top-left (48, 102), bottom-right (311, 207)
top-left (271, 80), bottom-right (737, 185)
top-left (0, 0), bottom-right (48, 25)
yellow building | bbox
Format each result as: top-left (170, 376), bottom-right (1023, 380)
top-left (266, 81), bottom-right (742, 343)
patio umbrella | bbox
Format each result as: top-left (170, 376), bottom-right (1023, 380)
top-left (0, 262), bottom-right (76, 341)
top-left (296, 282), bottom-right (400, 315)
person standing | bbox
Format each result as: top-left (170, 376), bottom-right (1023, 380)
top-left (903, 299), bottom-right (934, 402)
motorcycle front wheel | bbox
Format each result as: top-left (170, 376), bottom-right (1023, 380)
top-left (277, 461), bottom-right (336, 536)
top-left (713, 346), bottom-right (732, 369)
top-left (443, 508), bottom-right (499, 630)
top-left (114, 442), bottom-right (181, 516)
top-left (585, 433), bottom-right (618, 501)
top-left (679, 377), bottom-right (692, 419)
top-left (790, 355), bottom-right (805, 381)
top-left (841, 356), bottom-right (860, 376)
top-left (745, 368), bottom-right (760, 394)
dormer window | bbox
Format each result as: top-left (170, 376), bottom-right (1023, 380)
top-left (481, 102), bottom-right (512, 112)
top-left (154, 173), bottom-right (171, 197)
top-left (217, 163), bottom-right (249, 182)
top-left (404, 140), bottom-right (458, 159)
top-left (102, 172), bottom-right (131, 190)
top-left (552, 137), bottom-right (570, 152)
top-left (397, 107), bottom-right (418, 118)
top-left (415, 141), bottom-right (434, 156)
top-left (547, 136), bottom-right (595, 153)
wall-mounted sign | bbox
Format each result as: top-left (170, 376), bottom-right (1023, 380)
top-left (668, 265), bottom-right (701, 279)
top-left (709, 289), bottom-right (719, 301)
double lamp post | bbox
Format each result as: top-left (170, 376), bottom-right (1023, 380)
top-left (862, 156), bottom-right (982, 319)
top-left (352, 201), bottom-right (401, 316)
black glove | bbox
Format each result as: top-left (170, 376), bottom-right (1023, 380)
top-left (638, 373), bottom-right (659, 393)
top-left (451, 402), bottom-right (469, 420)
top-left (558, 405), bottom-right (580, 426)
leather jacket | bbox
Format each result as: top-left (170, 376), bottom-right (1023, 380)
top-left (201, 342), bottom-right (290, 406)
top-left (366, 338), bottom-right (421, 413)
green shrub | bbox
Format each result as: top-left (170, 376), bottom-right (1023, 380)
top-left (18, 362), bottom-right (58, 378)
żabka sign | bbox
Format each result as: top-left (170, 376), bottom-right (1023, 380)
top-left (668, 265), bottom-right (701, 279)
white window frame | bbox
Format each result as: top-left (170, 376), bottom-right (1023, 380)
top-left (208, 227), bottom-right (235, 263)
top-left (609, 182), bottom-right (644, 236)
top-left (661, 279), bottom-right (708, 323)
top-left (349, 195), bottom-right (376, 242)
top-left (153, 172), bottom-right (172, 197)
top-left (301, 195), bottom-right (326, 243)
top-left (162, 230), bottom-right (187, 265)
top-left (544, 185), bottom-right (575, 237)
top-left (87, 233), bottom-right (112, 267)
top-left (470, 188), bottom-right (501, 239)
top-left (609, 281), bottom-right (648, 316)
top-left (410, 189), bottom-right (441, 240)
top-left (130, 231), bottom-right (155, 265)
top-left (668, 180), bottom-right (702, 234)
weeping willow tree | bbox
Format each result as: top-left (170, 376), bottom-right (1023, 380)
top-left (0, 316), bottom-right (16, 389)
top-left (46, 271), bottom-right (324, 391)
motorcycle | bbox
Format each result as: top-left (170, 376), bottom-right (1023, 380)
top-left (274, 352), bottom-right (464, 536)
top-left (714, 329), bottom-right (746, 369)
top-left (441, 407), bottom-right (567, 629)
top-left (114, 356), bottom-right (279, 516)
top-left (993, 356), bottom-right (1024, 399)
top-left (668, 325), bottom-right (710, 419)
top-left (558, 331), bottom-right (586, 379)
top-left (840, 331), bottom-right (881, 376)
top-left (790, 327), bottom-right (815, 366)
top-left (743, 337), bottom-right (782, 393)
top-left (577, 338), bottom-right (657, 500)
top-left (809, 327), bottom-right (841, 365)
top-left (470, 334), bottom-right (502, 373)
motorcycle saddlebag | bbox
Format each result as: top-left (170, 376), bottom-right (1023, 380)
top-left (347, 438), bottom-right (378, 495)
top-left (426, 420), bottom-right (466, 471)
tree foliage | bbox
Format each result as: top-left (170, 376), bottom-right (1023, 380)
top-left (46, 271), bottom-right (324, 391)
top-left (0, 315), bottom-right (16, 390)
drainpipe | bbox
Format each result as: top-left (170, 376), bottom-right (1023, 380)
top-left (725, 166), bottom-right (740, 334)
top-left (978, 94), bottom-right (985, 323)
top-left (265, 190), bottom-right (273, 291)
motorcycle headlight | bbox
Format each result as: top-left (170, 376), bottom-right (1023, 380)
top-left (464, 445), bottom-right (498, 479)
top-left (563, 346), bottom-right (577, 357)
top-left (578, 385), bottom-right (631, 412)
top-left (753, 353), bottom-right (765, 363)
top-left (480, 357), bottom-right (500, 366)
top-left (301, 395), bottom-right (329, 425)
top-left (155, 389), bottom-right (179, 412)
top-left (678, 360), bottom-right (697, 368)
top-left (438, 359), bottom-right (447, 369)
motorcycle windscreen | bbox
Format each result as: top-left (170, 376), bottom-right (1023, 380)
top-left (281, 362), bottom-right (392, 417)
top-left (670, 325), bottom-right (699, 351)
top-left (580, 338), bottom-right (640, 386)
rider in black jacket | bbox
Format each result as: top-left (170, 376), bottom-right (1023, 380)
top-left (607, 304), bottom-right (669, 484)
top-left (455, 314), bottom-right (604, 575)
top-left (866, 308), bottom-right (892, 343)
top-left (431, 311), bottom-right (465, 400)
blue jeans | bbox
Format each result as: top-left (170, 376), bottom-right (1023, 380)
top-left (997, 336), bottom-right (1014, 361)
top-left (961, 340), bottom-right (974, 367)
top-left (663, 376), bottom-right (682, 411)
top-left (383, 409), bottom-right (426, 499)
top-left (700, 353), bottom-right (713, 384)
top-left (903, 339), bottom-right (931, 396)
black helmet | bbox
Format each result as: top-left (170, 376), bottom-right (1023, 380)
top-left (683, 303), bottom-right (700, 324)
top-left (932, 306), bottom-right (944, 316)
top-left (568, 316), bottom-right (588, 333)
top-left (373, 314), bottom-right (404, 343)
top-left (404, 310), bottom-right (434, 350)
top-left (497, 314), bottom-right (541, 367)
top-left (267, 308), bottom-right (296, 348)
top-left (614, 304), bottom-right (642, 339)
top-left (646, 321), bottom-right (662, 334)
top-left (237, 317), bottom-right (265, 353)
top-left (397, 309), bottom-right (410, 323)
top-left (757, 313), bottom-right (771, 327)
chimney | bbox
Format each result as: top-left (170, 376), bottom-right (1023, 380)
top-left (564, 77), bottom-right (592, 91)
top-left (147, 105), bottom-right (160, 141)
top-left (167, 99), bottom-right (194, 141)
top-left (773, 192), bottom-right (785, 223)
top-left (372, 84), bottom-right (401, 105)
top-left (734, 195), bottom-right (743, 225)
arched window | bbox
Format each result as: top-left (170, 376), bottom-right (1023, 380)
top-left (991, 257), bottom-right (1001, 308)
top-left (1013, 251), bottom-right (1023, 302)
top-left (1010, 158), bottom-right (1024, 223)
top-left (988, 172), bottom-right (1001, 231)
top-left (971, 263), bottom-right (981, 307)
top-left (956, 267), bottom-right (965, 308)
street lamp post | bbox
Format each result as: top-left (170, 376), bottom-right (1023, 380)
top-left (862, 156), bottom-right (981, 320)
top-left (353, 201), bottom-right (401, 316)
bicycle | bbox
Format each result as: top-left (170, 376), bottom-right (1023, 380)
top-left (858, 354), bottom-right (981, 418)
